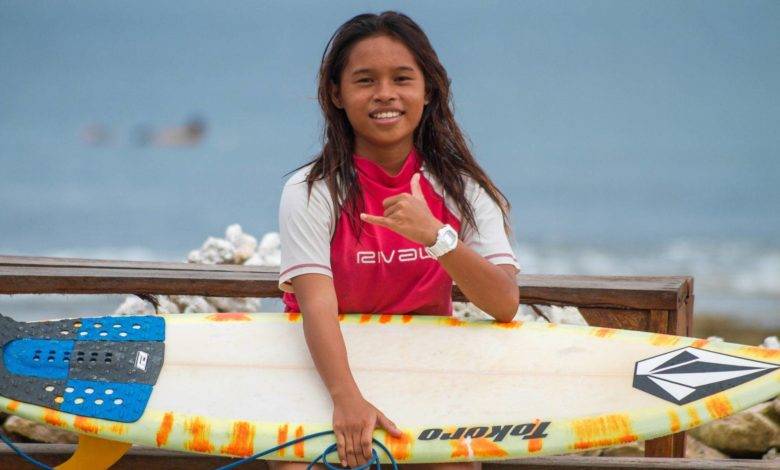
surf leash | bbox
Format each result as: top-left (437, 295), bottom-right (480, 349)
top-left (0, 428), bottom-right (55, 470)
top-left (216, 429), bottom-right (399, 470)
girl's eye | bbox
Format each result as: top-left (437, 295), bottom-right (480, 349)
top-left (357, 78), bottom-right (372, 84)
top-left (396, 76), bottom-right (411, 82)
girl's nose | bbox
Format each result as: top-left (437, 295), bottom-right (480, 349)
top-left (373, 79), bottom-right (397, 102)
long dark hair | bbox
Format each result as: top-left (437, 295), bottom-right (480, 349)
top-left (288, 11), bottom-right (513, 241)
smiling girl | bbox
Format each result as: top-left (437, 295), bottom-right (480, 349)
top-left (276, 11), bottom-right (521, 470)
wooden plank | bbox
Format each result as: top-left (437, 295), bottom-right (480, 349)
top-left (0, 445), bottom-right (772, 469)
top-left (648, 310), bottom-right (669, 334)
top-left (0, 255), bottom-right (691, 310)
top-left (0, 444), bottom-right (265, 469)
top-left (578, 308), bottom-right (649, 331)
top-left (486, 456), bottom-right (774, 469)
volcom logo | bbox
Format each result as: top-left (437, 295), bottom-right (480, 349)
top-left (135, 351), bottom-right (149, 372)
top-left (633, 347), bottom-right (778, 405)
top-left (356, 248), bottom-right (432, 264)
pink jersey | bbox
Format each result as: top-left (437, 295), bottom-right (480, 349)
top-left (278, 148), bottom-right (520, 316)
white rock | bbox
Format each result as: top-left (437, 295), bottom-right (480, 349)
top-left (169, 295), bottom-right (217, 314)
top-left (206, 296), bottom-right (262, 313)
top-left (515, 305), bottom-right (545, 322)
top-left (114, 296), bottom-right (155, 315)
top-left (187, 237), bottom-right (235, 265)
top-left (157, 296), bottom-right (181, 314)
top-left (226, 224), bottom-right (258, 264)
top-left (452, 302), bottom-right (487, 320)
top-left (258, 232), bottom-right (281, 253)
top-left (541, 305), bottom-right (588, 325)
top-left (761, 336), bottom-right (779, 349)
top-left (261, 251), bottom-right (281, 267)
top-left (243, 253), bottom-right (266, 266)
top-left (707, 336), bottom-right (725, 343)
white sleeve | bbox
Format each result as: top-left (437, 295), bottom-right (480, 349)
top-left (278, 170), bottom-right (334, 293)
top-left (461, 181), bottom-right (521, 271)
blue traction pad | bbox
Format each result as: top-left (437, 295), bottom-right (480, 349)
top-left (3, 339), bottom-right (74, 380)
top-left (59, 379), bottom-right (154, 422)
top-left (75, 315), bottom-right (165, 341)
top-left (0, 314), bottom-right (165, 423)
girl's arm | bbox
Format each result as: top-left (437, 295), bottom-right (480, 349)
top-left (291, 273), bottom-right (402, 467)
top-left (435, 241), bottom-right (519, 322)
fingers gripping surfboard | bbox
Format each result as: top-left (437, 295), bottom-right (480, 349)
top-left (1, 312), bottom-right (779, 466)
top-left (0, 314), bottom-right (164, 469)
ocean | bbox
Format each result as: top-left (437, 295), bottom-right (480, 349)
top-left (1, 1), bottom-right (778, 327)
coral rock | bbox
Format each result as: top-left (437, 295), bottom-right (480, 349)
top-left (187, 237), bottom-right (235, 265)
top-left (114, 296), bottom-right (156, 315)
top-left (258, 232), bottom-right (281, 253)
top-left (206, 296), bottom-right (262, 313)
top-left (688, 401), bottom-right (780, 456)
top-left (226, 224), bottom-right (258, 264)
top-left (685, 435), bottom-right (727, 459)
top-left (600, 442), bottom-right (644, 457)
top-left (2, 416), bottom-right (78, 444)
top-left (169, 295), bottom-right (217, 314)
top-left (762, 336), bottom-right (780, 349)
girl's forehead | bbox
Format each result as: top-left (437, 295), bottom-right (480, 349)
top-left (344, 35), bottom-right (420, 73)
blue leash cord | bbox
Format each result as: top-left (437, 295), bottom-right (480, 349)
top-left (217, 430), bottom-right (399, 470)
top-left (0, 428), bottom-right (54, 470)
top-left (1, 426), bottom-right (398, 470)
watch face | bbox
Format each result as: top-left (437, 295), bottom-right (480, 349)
top-left (443, 231), bottom-right (457, 245)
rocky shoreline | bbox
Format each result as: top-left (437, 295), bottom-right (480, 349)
top-left (2, 225), bottom-right (778, 461)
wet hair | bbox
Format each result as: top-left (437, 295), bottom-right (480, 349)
top-left (288, 11), bottom-right (513, 241)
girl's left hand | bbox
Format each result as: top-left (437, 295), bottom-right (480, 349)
top-left (360, 172), bottom-right (444, 246)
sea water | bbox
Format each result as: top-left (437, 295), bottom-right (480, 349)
top-left (1, 1), bottom-right (778, 327)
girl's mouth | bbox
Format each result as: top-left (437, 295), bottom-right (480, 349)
top-left (369, 110), bottom-right (404, 124)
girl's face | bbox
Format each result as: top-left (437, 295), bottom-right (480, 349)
top-left (333, 34), bottom-right (427, 156)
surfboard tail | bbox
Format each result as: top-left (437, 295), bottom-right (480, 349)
top-left (0, 314), bottom-right (165, 423)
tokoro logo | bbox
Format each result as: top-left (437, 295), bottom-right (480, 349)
top-left (633, 347), bottom-right (779, 405)
top-left (135, 351), bottom-right (149, 372)
top-left (418, 422), bottom-right (550, 443)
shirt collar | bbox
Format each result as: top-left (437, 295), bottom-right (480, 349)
top-left (353, 147), bottom-right (422, 188)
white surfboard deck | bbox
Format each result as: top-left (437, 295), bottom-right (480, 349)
top-left (2, 312), bottom-right (779, 463)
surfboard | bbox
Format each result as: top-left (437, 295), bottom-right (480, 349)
top-left (1, 312), bottom-right (778, 466)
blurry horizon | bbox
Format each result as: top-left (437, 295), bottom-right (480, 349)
top-left (1, 1), bottom-right (778, 324)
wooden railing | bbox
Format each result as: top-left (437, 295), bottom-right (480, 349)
top-left (0, 254), bottom-right (695, 464)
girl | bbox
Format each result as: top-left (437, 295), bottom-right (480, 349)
top-left (276, 11), bottom-right (521, 470)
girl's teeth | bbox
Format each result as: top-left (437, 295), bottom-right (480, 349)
top-left (373, 112), bottom-right (401, 119)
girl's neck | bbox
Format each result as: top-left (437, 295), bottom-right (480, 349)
top-left (354, 139), bottom-right (414, 176)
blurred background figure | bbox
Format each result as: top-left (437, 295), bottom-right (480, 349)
top-left (134, 115), bottom-right (207, 147)
top-left (80, 123), bottom-right (113, 146)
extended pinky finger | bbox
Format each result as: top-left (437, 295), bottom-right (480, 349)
top-left (360, 213), bottom-right (392, 229)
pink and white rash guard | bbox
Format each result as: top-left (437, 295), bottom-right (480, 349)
top-left (278, 148), bottom-right (520, 316)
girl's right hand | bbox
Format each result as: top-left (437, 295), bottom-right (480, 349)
top-left (332, 392), bottom-right (402, 468)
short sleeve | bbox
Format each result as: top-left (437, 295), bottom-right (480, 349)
top-left (461, 181), bottom-right (521, 272)
top-left (278, 168), bottom-right (334, 293)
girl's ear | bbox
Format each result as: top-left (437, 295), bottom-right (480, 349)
top-left (331, 84), bottom-right (344, 109)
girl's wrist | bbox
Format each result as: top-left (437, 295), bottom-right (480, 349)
top-left (330, 384), bottom-right (363, 404)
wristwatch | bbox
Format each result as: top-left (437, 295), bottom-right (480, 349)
top-left (425, 224), bottom-right (458, 258)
